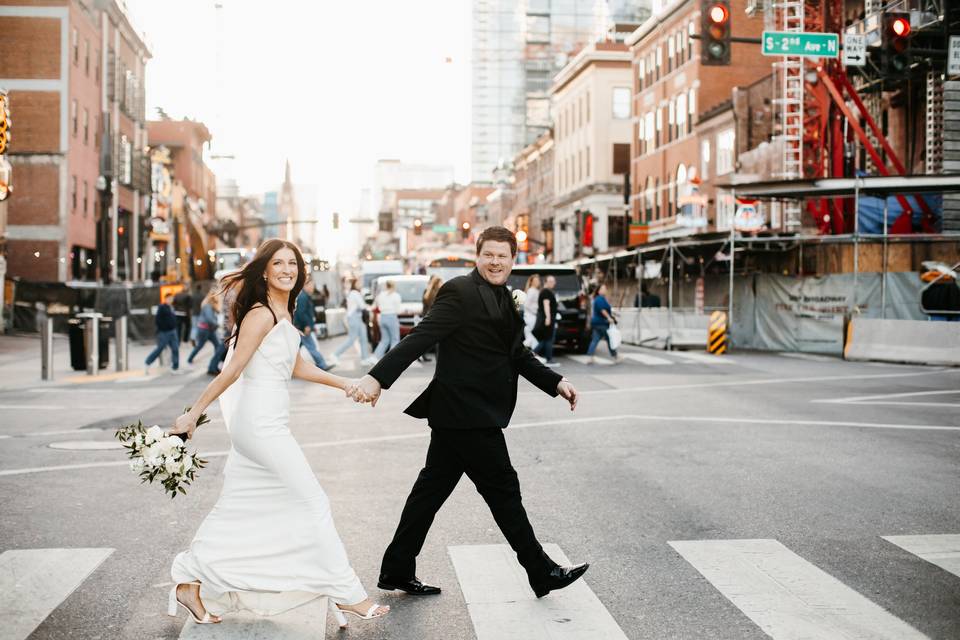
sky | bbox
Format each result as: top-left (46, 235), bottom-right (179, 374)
top-left (127, 0), bottom-right (471, 224)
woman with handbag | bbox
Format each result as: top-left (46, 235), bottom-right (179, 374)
top-left (587, 283), bottom-right (621, 364)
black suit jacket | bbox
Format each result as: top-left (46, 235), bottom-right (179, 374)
top-left (368, 269), bottom-right (563, 429)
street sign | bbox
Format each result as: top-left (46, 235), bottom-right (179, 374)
top-left (843, 33), bottom-right (866, 67)
top-left (762, 31), bottom-right (839, 59)
top-left (949, 35), bottom-right (960, 76)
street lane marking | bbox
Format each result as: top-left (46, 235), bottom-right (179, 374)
top-left (624, 353), bottom-right (672, 366)
top-left (669, 351), bottom-right (736, 365)
top-left (449, 543), bottom-right (626, 640)
top-left (567, 355), bottom-right (614, 366)
top-left (0, 548), bottom-right (114, 640)
top-left (669, 539), bottom-right (929, 640)
top-left (177, 596), bottom-right (329, 639)
top-left (813, 389), bottom-right (960, 409)
top-left (4, 413), bottom-right (960, 477)
top-left (883, 534), bottom-right (960, 579)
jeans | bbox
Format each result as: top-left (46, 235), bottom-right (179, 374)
top-left (299, 332), bottom-right (329, 369)
top-left (586, 325), bottom-right (617, 357)
top-left (187, 328), bottom-right (221, 366)
top-left (146, 329), bottom-right (180, 370)
top-left (333, 313), bottom-right (371, 359)
top-left (374, 313), bottom-right (401, 358)
top-left (534, 324), bottom-right (557, 362)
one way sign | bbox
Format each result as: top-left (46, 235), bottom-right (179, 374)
top-left (843, 33), bottom-right (866, 67)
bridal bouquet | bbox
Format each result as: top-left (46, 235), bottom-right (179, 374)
top-left (115, 410), bottom-right (209, 498)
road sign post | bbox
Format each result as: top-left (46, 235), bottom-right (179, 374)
top-left (762, 31), bottom-right (839, 59)
top-left (843, 33), bottom-right (866, 67)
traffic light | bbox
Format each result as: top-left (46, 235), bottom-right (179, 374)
top-left (701, 0), bottom-right (731, 66)
top-left (882, 13), bottom-right (912, 77)
top-left (413, 218), bottom-right (423, 236)
top-left (461, 221), bottom-right (470, 240)
top-left (0, 91), bottom-right (10, 155)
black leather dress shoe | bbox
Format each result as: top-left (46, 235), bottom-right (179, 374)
top-left (377, 575), bottom-right (441, 595)
top-left (530, 563), bottom-right (589, 598)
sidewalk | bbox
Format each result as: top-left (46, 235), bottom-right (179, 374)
top-left (0, 333), bottom-right (209, 391)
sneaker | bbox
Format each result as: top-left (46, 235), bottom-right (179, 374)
top-left (360, 356), bottom-right (378, 366)
top-left (170, 368), bottom-right (184, 375)
top-left (144, 364), bottom-right (151, 376)
top-left (545, 360), bottom-right (560, 368)
top-left (587, 356), bottom-right (596, 365)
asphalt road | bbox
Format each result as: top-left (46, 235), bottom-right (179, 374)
top-left (1, 340), bottom-right (958, 640)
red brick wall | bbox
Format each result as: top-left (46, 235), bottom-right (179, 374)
top-left (6, 240), bottom-right (60, 281)
top-left (8, 163), bottom-right (60, 226)
top-left (0, 15), bottom-right (60, 79)
top-left (7, 91), bottom-right (60, 152)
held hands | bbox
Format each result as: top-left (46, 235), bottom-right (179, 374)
top-left (345, 374), bottom-right (382, 407)
top-left (557, 379), bottom-right (578, 411)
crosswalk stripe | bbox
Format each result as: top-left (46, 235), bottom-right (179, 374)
top-left (883, 534), bottom-right (960, 578)
top-left (566, 354), bottom-right (614, 366)
top-left (448, 543), bottom-right (627, 640)
top-left (669, 539), bottom-right (928, 640)
top-left (669, 351), bottom-right (735, 364)
top-left (0, 548), bottom-right (114, 640)
top-left (178, 597), bottom-right (329, 639)
top-left (623, 352), bottom-right (672, 366)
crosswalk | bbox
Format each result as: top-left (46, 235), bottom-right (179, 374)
top-left (565, 349), bottom-right (736, 367)
top-left (3, 535), bottom-right (957, 639)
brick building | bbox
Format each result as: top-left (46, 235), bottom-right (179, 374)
top-left (627, 0), bottom-right (769, 241)
top-left (551, 40), bottom-right (633, 262)
top-left (0, 0), bottom-right (149, 282)
top-left (509, 130), bottom-right (554, 261)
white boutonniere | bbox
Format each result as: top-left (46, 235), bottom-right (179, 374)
top-left (511, 288), bottom-right (526, 313)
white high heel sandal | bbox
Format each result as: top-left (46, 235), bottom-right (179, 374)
top-left (167, 583), bottom-right (221, 624)
top-left (330, 599), bottom-right (389, 628)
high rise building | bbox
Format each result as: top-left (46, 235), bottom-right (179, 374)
top-left (470, 0), bottom-right (649, 182)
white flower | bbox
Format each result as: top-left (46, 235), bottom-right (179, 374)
top-left (165, 458), bottom-right (182, 475)
top-left (511, 288), bottom-right (526, 312)
top-left (129, 458), bottom-right (145, 473)
top-left (159, 436), bottom-right (184, 456)
top-left (134, 433), bottom-right (145, 446)
top-left (181, 454), bottom-right (193, 471)
top-left (144, 425), bottom-right (164, 444)
top-left (143, 455), bottom-right (162, 469)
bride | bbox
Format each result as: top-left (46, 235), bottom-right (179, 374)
top-left (167, 239), bottom-right (388, 629)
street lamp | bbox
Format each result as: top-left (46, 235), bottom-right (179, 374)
top-left (96, 173), bottom-right (114, 283)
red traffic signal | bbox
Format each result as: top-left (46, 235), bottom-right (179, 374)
top-left (708, 3), bottom-right (729, 24)
top-left (890, 16), bottom-right (910, 37)
top-left (882, 13), bottom-right (912, 77)
top-left (701, 0), bottom-right (731, 66)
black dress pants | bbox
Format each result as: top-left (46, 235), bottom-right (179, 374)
top-left (381, 427), bottom-right (555, 582)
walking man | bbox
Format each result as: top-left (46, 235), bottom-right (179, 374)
top-left (351, 226), bottom-right (587, 599)
top-left (294, 278), bottom-right (334, 371)
top-left (533, 275), bottom-right (560, 367)
top-left (145, 293), bottom-right (181, 375)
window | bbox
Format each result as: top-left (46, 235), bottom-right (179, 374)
top-left (72, 28), bottom-right (78, 64)
top-left (526, 15), bottom-right (550, 43)
top-left (638, 59), bottom-right (645, 91)
top-left (82, 180), bottom-right (88, 216)
top-left (655, 46), bottom-right (662, 80)
top-left (71, 100), bottom-right (77, 136)
top-left (676, 32), bottom-right (685, 65)
top-left (612, 87), bottom-right (631, 119)
top-left (120, 135), bottom-right (132, 184)
top-left (701, 139), bottom-right (711, 180)
top-left (654, 178), bottom-right (660, 219)
top-left (586, 91), bottom-right (590, 122)
top-left (95, 49), bottom-right (100, 85)
top-left (667, 99), bottom-right (675, 142)
top-left (586, 146), bottom-right (590, 178)
top-left (637, 117), bottom-right (645, 154)
top-left (676, 164), bottom-right (688, 214)
top-left (687, 88), bottom-right (697, 134)
top-left (71, 176), bottom-right (77, 210)
top-left (645, 177), bottom-right (654, 221)
top-left (83, 108), bottom-right (89, 144)
top-left (84, 39), bottom-right (90, 75)
top-left (717, 128), bottom-right (735, 175)
top-left (644, 111), bottom-right (655, 153)
top-left (716, 190), bottom-right (735, 230)
top-left (577, 150), bottom-right (582, 182)
top-left (655, 107), bottom-right (663, 147)
top-left (667, 36), bottom-right (675, 73)
top-left (676, 93), bottom-right (687, 138)
top-left (688, 22), bottom-right (695, 59)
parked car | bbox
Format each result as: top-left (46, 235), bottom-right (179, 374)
top-left (507, 264), bottom-right (590, 353)
top-left (367, 274), bottom-right (430, 345)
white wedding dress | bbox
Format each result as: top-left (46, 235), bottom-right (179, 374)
top-left (171, 318), bottom-right (367, 616)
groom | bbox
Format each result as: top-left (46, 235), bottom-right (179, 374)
top-left (353, 226), bottom-right (588, 599)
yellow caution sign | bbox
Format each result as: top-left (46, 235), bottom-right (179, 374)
top-left (708, 311), bottom-right (728, 355)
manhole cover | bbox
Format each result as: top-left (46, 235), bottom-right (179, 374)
top-left (48, 440), bottom-right (124, 451)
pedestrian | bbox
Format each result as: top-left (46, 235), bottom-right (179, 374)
top-left (522, 274), bottom-right (541, 349)
top-left (186, 292), bottom-right (223, 375)
top-left (533, 274), bottom-right (560, 367)
top-left (214, 284), bottom-right (238, 372)
top-left (587, 283), bottom-right (620, 364)
top-left (348, 225), bottom-right (587, 600)
top-left (373, 280), bottom-right (402, 359)
top-left (332, 279), bottom-right (375, 366)
top-left (294, 278), bottom-right (334, 370)
top-left (145, 293), bottom-right (182, 375)
top-left (418, 275), bottom-right (442, 362)
top-left (635, 283), bottom-right (661, 308)
top-left (172, 288), bottom-right (193, 344)
top-left (320, 284), bottom-right (331, 308)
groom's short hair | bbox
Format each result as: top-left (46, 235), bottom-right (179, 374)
top-left (476, 226), bottom-right (517, 257)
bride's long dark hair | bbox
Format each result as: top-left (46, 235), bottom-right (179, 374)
top-left (221, 238), bottom-right (306, 348)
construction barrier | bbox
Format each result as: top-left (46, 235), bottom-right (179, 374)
top-left (844, 318), bottom-right (960, 366)
top-left (708, 311), bottom-right (728, 354)
top-left (616, 308), bottom-right (709, 350)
